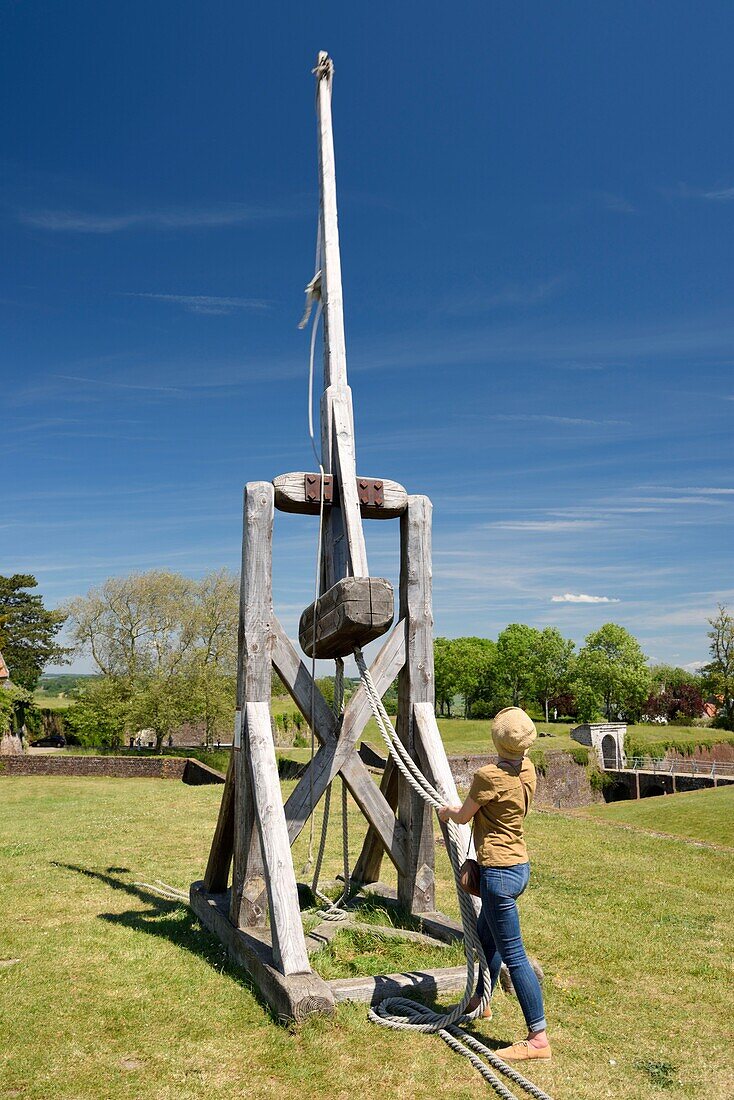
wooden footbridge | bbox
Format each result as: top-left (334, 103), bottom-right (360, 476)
top-left (603, 756), bottom-right (734, 799)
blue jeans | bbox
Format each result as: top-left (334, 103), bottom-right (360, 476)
top-left (475, 862), bottom-right (547, 1033)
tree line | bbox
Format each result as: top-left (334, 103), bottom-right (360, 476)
top-left (2, 571), bottom-right (733, 746)
top-left (434, 613), bottom-right (734, 728)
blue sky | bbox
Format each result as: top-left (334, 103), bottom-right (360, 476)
top-left (2, 2), bottom-right (733, 673)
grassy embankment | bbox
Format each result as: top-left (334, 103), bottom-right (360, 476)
top-left (578, 784), bottom-right (734, 847)
top-left (1, 775), bottom-right (732, 1099)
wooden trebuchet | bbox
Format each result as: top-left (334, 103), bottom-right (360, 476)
top-left (272, 472), bottom-right (407, 518)
top-left (191, 53), bottom-right (474, 1026)
top-left (299, 576), bottom-right (394, 659)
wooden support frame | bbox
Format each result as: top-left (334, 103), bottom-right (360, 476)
top-left (192, 482), bottom-right (470, 1021)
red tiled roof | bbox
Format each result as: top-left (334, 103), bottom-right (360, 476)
top-left (0, 651), bottom-right (9, 679)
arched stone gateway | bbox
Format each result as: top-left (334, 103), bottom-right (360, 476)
top-left (601, 734), bottom-right (620, 768)
top-left (571, 722), bottom-right (627, 770)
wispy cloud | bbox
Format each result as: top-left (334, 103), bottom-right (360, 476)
top-left (551, 593), bottom-right (620, 604)
top-left (645, 486), bottom-right (734, 496)
top-left (122, 293), bottom-right (270, 315)
top-left (598, 191), bottom-right (638, 214)
top-left (58, 374), bottom-right (188, 395)
top-left (486, 519), bottom-right (603, 532)
top-left (672, 183), bottom-right (734, 202)
top-left (487, 413), bottom-right (629, 428)
top-left (18, 202), bottom-right (290, 233)
top-left (440, 277), bottom-right (564, 315)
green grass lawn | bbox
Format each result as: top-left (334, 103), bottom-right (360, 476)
top-left (1, 776), bottom-right (733, 1098)
top-left (579, 784), bottom-right (734, 847)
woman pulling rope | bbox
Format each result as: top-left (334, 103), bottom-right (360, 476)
top-left (437, 707), bottom-right (552, 1063)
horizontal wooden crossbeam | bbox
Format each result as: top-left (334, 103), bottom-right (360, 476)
top-left (273, 471), bottom-right (407, 519)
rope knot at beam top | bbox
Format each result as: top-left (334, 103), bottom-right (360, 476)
top-left (313, 52), bottom-right (334, 81)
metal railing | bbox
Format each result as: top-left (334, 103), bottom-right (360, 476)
top-left (625, 755), bottom-right (734, 779)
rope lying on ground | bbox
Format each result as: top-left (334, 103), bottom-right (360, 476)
top-left (353, 647), bottom-right (554, 1100)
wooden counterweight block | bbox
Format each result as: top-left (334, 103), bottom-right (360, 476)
top-left (298, 576), bottom-right (394, 659)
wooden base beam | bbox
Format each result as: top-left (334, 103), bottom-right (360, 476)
top-left (328, 966), bottom-right (467, 1005)
top-left (190, 882), bottom-right (335, 1022)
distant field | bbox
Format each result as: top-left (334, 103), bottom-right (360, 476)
top-left (580, 784), bottom-right (734, 847)
top-left (32, 691), bottom-right (75, 711)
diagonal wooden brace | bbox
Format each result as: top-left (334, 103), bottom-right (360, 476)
top-left (279, 619), bottom-right (408, 873)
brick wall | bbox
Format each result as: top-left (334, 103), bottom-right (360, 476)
top-left (1, 754), bottom-right (187, 780)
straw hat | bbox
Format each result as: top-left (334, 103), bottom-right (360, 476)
top-left (491, 707), bottom-right (537, 758)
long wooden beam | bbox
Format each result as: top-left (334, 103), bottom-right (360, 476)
top-left (273, 472), bottom-right (407, 519)
top-left (203, 750), bottom-right (235, 893)
top-left (340, 754), bottom-right (408, 875)
top-left (230, 482), bottom-right (273, 929)
top-left (246, 702), bottom-right (311, 975)
top-left (271, 616), bottom-right (336, 745)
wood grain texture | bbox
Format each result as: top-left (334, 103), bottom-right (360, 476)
top-left (190, 882), bottom-right (335, 1021)
top-left (328, 966), bottom-right (467, 1005)
top-left (331, 389), bottom-right (368, 577)
top-left (298, 575), bottom-right (394, 659)
top-left (414, 701), bottom-right (479, 919)
top-left (246, 702), bottom-right (310, 976)
top-left (230, 482), bottom-right (273, 929)
top-left (351, 755), bottom-right (399, 885)
top-left (283, 620), bottom-right (406, 846)
top-left (316, 54), bottom-right (347, 391)
top-left (271, 616), bottom-right (336, 745)
top-left (273, 471), bottom-right (407, 518)
top-left (397, 496), bottom-right (436, 914)
top-left (203, 750), bottom-right (235, 893)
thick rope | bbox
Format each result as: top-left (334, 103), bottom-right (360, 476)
top-left (353, 647), bottom-right (554, 1100)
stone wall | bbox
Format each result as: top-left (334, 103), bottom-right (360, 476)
top-left (448, 751), bottom-right (604, 809)
top-left (0, 754), bottom-right (224, 785)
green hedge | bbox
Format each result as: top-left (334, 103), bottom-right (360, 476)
top-left (625, 734), bottom-right (734, 761)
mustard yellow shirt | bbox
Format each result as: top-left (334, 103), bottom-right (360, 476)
top-left (468, 758), bottom-right (536, 867)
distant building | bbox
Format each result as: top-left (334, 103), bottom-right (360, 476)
top-left (0, 650), bottom-right (10, 685)
top-left (571, 722), bottom-right (627, 769)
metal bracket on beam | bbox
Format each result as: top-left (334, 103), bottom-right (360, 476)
top-left (358, 478), bottom-right (384, 509)
top-left (305, 473), bottom-right (333, 505)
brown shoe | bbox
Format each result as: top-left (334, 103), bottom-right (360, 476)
top-left (465, 994), bottom-right (493, 1019)
top-left (496, 1040), bottom-right (552, 1062)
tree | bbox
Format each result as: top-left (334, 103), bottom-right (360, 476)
top-left (703, 605), bottom-right (734, 729)
top-left (495, 624), bottom-right (540, 708)
top-left (66, 571), bottom-right (196, 681)
top-left (66, 570), bottom-right (238, 751)
top-left (575, 623), bottom-right (650, 720)
top-left (65, 677), bottom-right (131, 749)
top-left (532, 628), bottom-right (575, 722)
top-left (454, 638), bottom-right (495, 718)
top-left (434, 637), bottom-right (455, 716)
top-left (0, 574), bottom-right (68, 693)
top-left (188, 570), bottom-right (238, 747)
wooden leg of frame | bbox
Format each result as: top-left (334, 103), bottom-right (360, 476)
top-left (203, 751), bottom-right (235, 893)
top-left (351, 756), bottom-right (399, 884)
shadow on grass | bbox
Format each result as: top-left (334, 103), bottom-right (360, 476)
top-left (52, 862), bottom-right (513, 1047)
top-left (51, 862), bottom-right (278, 1020)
